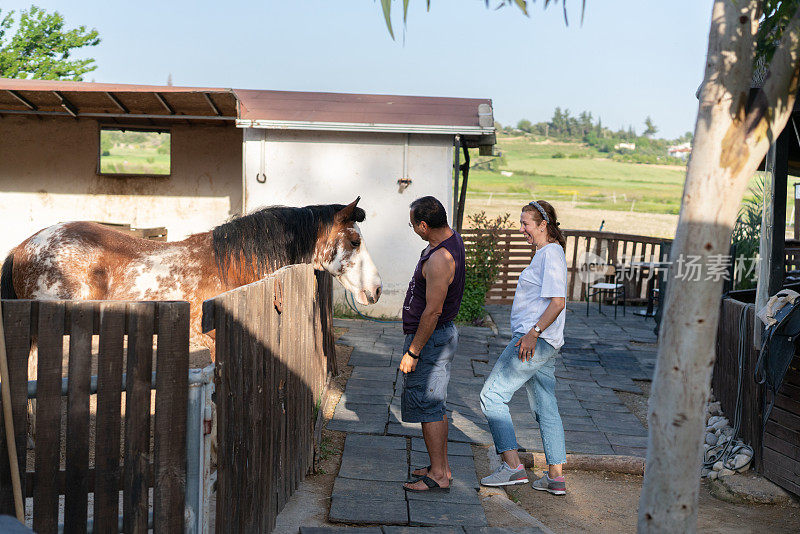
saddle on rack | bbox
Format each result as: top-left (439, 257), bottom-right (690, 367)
top-left (756, 290), bottom-right (800, 434)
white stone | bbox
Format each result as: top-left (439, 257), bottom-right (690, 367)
top-left (713, 461), bottom-right (723, 471)
top-left (732, 453), bottom-right (751, 470)
top-left (736, 463), bottom-right (751, 473)
top-left (722, 427), bottom-right (734, 437)
top-left (707, 415), bottom-right (720, 426)
top-left (705, 433), bottom-right (718, 446)
top-left (700, 468), bottom-right (711, 478)
top-left (709, 470), bottom-right (718, 480)
top-left (711, 418), bottom-right (729, 431)
top-left (718, 468), bottom-right (735, 477)
top-left (708, 401), bottom-right (721, 415)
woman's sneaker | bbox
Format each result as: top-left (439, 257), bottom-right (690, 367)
top-left (531, 472), bottom-right (566, 495)
top-left (480, 463), bottom-right (529, 486)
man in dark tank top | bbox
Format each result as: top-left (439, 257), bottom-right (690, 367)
top-left (399, 196), bottom-right (465, 494)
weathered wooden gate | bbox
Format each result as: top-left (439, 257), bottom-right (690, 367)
top-left (0, 300), bottom-right (190, 533)
top-left (202, 265), bottom-right (333, 533)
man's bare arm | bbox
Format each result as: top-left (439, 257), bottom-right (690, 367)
top-left (409, 249), bottom-right (455, 355)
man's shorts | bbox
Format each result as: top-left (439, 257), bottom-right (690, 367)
top-left (401, 322), bottom-right (458, 423)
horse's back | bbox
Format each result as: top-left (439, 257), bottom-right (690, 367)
top-left (11, 221), bottom-right (165, 300)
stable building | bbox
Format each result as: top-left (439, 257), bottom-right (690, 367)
top-left (0, 78), bottom-right (495, 316)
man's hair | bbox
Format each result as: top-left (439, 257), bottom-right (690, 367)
top-left (410, 196), bottom-right (448, 228)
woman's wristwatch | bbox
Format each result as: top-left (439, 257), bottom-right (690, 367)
top-left (533, 324), bottom-right (542, 335)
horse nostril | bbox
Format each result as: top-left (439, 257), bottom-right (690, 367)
top-left (375, 286), bottom-right (382, 300)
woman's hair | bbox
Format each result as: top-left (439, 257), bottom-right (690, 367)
top-left (522, 200), bottom-right (566, 250)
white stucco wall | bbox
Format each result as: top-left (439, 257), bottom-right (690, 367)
top-left (243, 129), bottom-right (455, 317)
top-left (0, 116), bottom-right (243, 258)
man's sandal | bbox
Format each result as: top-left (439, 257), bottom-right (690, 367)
top-left (403, 475), bottom-right (450, 493)
top-left (407, 465), bottom-right (452, 484)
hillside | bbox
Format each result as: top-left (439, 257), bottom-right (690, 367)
top-left (464, 134), bottom-right (798, 239)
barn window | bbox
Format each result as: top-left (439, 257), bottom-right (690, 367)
top-left (98, 127), bottom-right (171, 176)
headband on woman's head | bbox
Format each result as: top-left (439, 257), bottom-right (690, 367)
top-left (528, 201), bottom-right (549, 223)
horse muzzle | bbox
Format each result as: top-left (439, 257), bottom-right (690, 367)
top-left (357, 285), bottom-right (382, 305)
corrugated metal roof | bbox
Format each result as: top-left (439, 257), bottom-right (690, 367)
top-left (235, 89), bottom-right (493, 132)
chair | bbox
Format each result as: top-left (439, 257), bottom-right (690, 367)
top-left (586, 265), bottom-right (626, 318)
top-left (653, 241), bottom-right (672, 335)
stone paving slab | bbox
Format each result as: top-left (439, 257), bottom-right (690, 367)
top-left (345, 434), bottom-right (407, 451)
top-left (405, 478), bottom-right (481, 505)
top-left (409, 502), bottom-right (488, 527)
top-left (410, 451), bottom-right (476, 470)
top-left (351, 367), bottom-right (400, 381)
top-left (612, 445), bottom-right (647, 457)
top-left (329, 497), bottom-right (408, 525)
top-left (326, 418), bottom-right (386, 434)
top-left (382, 528), bottom-right (464, 534)
top-left (411, 438), bottom-right (473, 456)
top-left (339, 392), bottom-right (395, 405)
top-left (338, 451), bottom-right (409, 482)
top-left (464, 529), bottom-right (546, 534)
top-left (332, 477), bottom-right (408, 501)
top-left (301, 527), bottom-right (383, 534)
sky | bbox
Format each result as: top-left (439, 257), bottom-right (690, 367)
top-left (2, 1), bottom-right (714, 139)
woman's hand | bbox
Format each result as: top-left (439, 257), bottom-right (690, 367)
top-left (515, 332), bottom-right (538, 362)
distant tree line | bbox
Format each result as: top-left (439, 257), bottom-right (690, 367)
top-left (496, 108), bottom-right (693, 166)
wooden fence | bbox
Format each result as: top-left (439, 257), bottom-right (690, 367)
top-left (714, 297), bottom-right (800, 495)
top-left (0, 300), bottom-right (190, 533)
top-left (462, 229), bottom-right (671, 304)
top-left (202, 265), bottom-right (333, 533)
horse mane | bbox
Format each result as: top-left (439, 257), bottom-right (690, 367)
top-left (211, 204), bottom-right (366, 283)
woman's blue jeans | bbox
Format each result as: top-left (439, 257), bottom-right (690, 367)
top-left (480, 334), bottom-right (567, 466)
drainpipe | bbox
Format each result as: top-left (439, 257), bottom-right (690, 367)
top-left (456, 141), bottom-right (470, 232)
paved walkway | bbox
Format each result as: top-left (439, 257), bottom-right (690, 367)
top-left (319, 303), bottom-right (658, 529)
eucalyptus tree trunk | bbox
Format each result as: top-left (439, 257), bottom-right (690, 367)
top-left (638, 1), bottom-right (800, 532)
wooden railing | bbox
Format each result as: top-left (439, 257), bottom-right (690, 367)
top-left (202, 265), bottom-right (333, 533)
top-left (462, 229), bottom-right (672, 303)
top-left (0, 300), bottom-right (190, 533)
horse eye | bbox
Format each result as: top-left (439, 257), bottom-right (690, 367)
top-left (350, 240), bottom-right (361, 248)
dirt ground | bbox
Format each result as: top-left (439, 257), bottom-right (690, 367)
top-left (617, 380), bottom-right (652, 428)
top-left (500, 469), bottom-right (800, 534)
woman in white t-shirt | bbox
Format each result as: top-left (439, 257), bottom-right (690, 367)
top-left (479, 200), bottom-right (568, 495)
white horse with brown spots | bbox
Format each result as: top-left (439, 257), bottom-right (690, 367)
top-left (2, 197), bottom-right (382, 352)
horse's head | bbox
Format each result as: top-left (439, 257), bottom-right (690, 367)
top-left (314, 197), bottom-right (382, 305)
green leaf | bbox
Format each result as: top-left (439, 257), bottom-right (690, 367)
top-left (380, 0), bottom-right (395, 40)
top-left (514, 0), bottom-right (529, 16)
top-left (404, 0), bottom-right (410, 23)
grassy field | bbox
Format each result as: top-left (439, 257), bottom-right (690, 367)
top-left (464, 134), bottom-right (800, 238)
top-left (100, 129), bottom-right (170, 175)
top-left (100, 149), bottom-right (170, 175)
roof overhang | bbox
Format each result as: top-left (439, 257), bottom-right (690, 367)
top-left (0, 78), bottom-right (237, 125)
top-left (236, 118), bottom-right (493, 137)
top-left (234, 89), bottom-right (496, 148)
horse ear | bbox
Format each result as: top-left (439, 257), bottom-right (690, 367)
top-left (335, 197), bottom-right (361, 223)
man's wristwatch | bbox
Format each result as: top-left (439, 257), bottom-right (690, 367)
top-left (407, 349), bottom-right (419, 359)
top-left (533, 324), bottom-right (542, 335)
